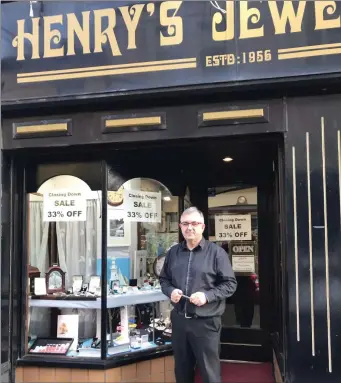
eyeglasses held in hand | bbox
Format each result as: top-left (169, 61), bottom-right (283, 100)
top-left (180, 221), bottom-right (203, 227)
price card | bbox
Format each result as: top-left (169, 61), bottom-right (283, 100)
top-left (43, 190), bottom-right (87, 222)
top-left (124, 189), bottom-right (161, 223)
top-left (214, 214), bottom-right (251, 241)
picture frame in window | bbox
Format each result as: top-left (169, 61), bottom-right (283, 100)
top-left (89, 275), bottom-right (101, 293)
top-left (72, 275), bottom-right (83, 293)
top-left (107, 207), bottom-right (131, 247)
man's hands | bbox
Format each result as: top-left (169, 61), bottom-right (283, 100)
top-left (171, 289), bottom-right (183, 303)
top-left (190, 292), bottom-right (207, 306)
top-left (171, 290), bottom-right (208, 306)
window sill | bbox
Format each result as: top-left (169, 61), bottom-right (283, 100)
top-left (16, 344), bottom-right (173, 370)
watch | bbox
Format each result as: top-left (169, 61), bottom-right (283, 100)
top-left (153, 254), bottom-right (166, 277)
top-left (107, 187), bottom-right (124, 207)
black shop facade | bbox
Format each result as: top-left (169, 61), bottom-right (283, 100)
top-left (1, 1), bottom-right (341, 383)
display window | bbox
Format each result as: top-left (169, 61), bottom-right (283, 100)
top-left (25, 168), bottom-right (176, 361)
top-left (26, 174), bottom-right (103, 359)
top-left (105, 177), bottom-right (177, 358)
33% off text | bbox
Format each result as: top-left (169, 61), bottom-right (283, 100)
top-left (47, 211), bottom-right (83, 218)
top-left (127, 211), bottom-right (159, 220)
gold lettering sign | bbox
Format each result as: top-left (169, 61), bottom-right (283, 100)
top-left (10, 1), bottom-right (341, 84)
top-left (12, 1), bottom-right (185, 61)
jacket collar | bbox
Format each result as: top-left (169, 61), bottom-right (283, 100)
top-left (181, 237), bottom-right (206, 251)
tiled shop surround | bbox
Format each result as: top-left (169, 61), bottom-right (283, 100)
top-left (15, 356), bottom-right (175, 383)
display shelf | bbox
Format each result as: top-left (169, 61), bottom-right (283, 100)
top-left (29, 290), bottom-right (169, 309)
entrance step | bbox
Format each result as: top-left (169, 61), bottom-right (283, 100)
top-left (220, 342), bottom-right (272, 362)
top-left (220, 327), bottom-right (272, 362)
top-left (195, 361), bottom-right (274, 383)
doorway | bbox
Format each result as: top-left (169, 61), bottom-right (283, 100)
top-left (170, 135), bottom-right (284, 366)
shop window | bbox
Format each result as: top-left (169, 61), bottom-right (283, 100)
top-left (105, 178), bottom-right (176, 357)
top-left (208, 186), bottom-right (260, 329)
top-left (26, 175), bottom-right (102, 358)
top-left (25, 174), bottom-right (176, 360)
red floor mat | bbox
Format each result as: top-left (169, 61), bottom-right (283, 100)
top-left (195, 362), bottom-right (274, 383)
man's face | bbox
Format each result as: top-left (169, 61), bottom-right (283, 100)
top-left (180, 212), bottom-right (205, 242)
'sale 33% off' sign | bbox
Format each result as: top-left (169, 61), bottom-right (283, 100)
top-left (43, 190), bottom-right (87, 222)
top-left (124, 189), bottom-right (161, 223)
top-left (214, 214), bottom-right (252, 240)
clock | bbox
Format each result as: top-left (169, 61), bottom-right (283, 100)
top-left (153, 254), bottom-right (166, 277)
top-left (107, 187), bottom-right (124, 207)
top-left (237, 196), bottom-right (248, 205)
top-left (45, 264), bottom-right (66, 294)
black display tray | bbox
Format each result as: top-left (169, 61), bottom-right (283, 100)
top-left (29, 337), bottom-right (74, 355)
top-left (30, 295), bottom-right (97, 301)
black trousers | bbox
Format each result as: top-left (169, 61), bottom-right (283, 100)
top-left (171, 310), bottom-right (221, 383)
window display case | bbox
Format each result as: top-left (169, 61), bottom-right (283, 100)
top-left (23, 170), bottom-right (176, 367)
top-left (104, 174), bottom-right (177, 359)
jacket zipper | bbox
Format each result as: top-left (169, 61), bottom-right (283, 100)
top-left (184, 251), bottom-right (193, 315)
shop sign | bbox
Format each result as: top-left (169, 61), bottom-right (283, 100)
top-left (232, 256), bottom-right (255, 273)
top-left (43, 190), bottom-right (87, 222)
top-left (3, 1), bottom-right (341, 102)
top-left (124, 189), bottom-right (161, 223)
top-left (230, 241), bottom-right (256, 273)
top-left (215, 214), bottom-right (251, 240)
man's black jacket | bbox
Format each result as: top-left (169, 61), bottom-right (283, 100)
top-left (160, 238), bottom-right (237, 317)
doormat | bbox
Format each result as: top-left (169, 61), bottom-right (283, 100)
top-left (195, 361), bottom-right (274, 383)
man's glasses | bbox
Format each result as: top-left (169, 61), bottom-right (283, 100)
top-left (180, 221), bottom-right (204, 227)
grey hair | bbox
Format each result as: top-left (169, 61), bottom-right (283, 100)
top-left (181, 206), bottom-right (204, 222)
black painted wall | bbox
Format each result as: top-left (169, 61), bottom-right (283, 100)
top-left (285, 94), bottom-right (341, 383)
top-left (3, 87), bottom-right (341, 382)
top-left (0, 154), bottom-right (10, 378)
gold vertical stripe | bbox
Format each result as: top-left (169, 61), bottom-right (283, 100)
top-left (105, 116), bottom-right (161, 128)
top-left (292, 146), bottom-right (300, 342)
top-left (306, 133), bottom-right (315, 356)
top-left (321, 117), bottom-right (332, 373)
top-left (16, 123), bottom-right (68, 134)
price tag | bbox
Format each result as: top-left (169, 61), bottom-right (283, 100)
top-left (215, 214), bottom-right (251, 241)
top-left (124, 189), bottom-right (161, 222)
top-left (43, 190), bottom-right (87, 222)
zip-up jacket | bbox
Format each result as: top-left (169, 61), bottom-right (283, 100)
top-left (160, 238), bottom-right (237, 317)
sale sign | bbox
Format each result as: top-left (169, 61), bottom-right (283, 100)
top-left (214, 214), bottom-right (251, 241)
top-left (43, 190), bottom-right (87, 222)
top-left (124, 189), bottom-right (161, 223)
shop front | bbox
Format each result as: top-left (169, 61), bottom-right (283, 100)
top-left (2, 1), bottom-right (341, 383)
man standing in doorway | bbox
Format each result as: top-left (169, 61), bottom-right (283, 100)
top-left (160, 207), bottom-right (237, 383)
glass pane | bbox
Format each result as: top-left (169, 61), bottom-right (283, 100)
top-left (106, 177), bottom-right (176, 357)
top-left (208, 186), bottom-right (260, 329)
top-left (26, 175), bottom-right (102, 358)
